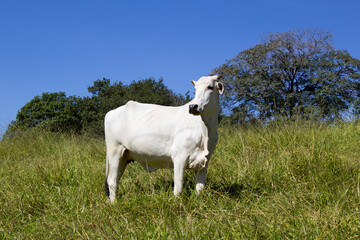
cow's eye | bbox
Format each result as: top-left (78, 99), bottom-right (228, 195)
top-left (208, 86), bottom-right (214, 90)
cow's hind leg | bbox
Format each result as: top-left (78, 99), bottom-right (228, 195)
top-left (105, 142), bottom-right (127, 203)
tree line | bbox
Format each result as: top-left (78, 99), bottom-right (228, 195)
top-left (6, 78), bottom-right (190, 136)
top-left (6, 29), bottom-right (360, 136)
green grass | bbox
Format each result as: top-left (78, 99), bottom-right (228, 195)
top-left (1, 121), bottom-right (360, 239)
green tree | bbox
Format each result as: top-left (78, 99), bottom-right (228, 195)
top-left (7, 77), bottom-right (190, 136)
top-left (78, 78), bottom-right (128, 135)
top-left (125, 78), bottom-right (187, 106)
top-left (213, 30), bottom-right (360, 122)
top-left (9, 92), bottom-right (81, 133)
top-left (81, 77), bottom-right (190, 134)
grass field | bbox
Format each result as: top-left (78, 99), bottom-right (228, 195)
top-left (1, 121), bottom-right (360, 239)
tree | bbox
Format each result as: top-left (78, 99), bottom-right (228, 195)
top-left (213, 30), bottom-right (360, 122)
top-left (79, 78), bottom-right (127, 135)
top-left (6, 77), bottom-right (190, 136)
top-left (9, 92), bottom-right (82, 132)
top-left (125, 78), bottom-right (187, 106)
top-left (80, 77), bottom-right (190, 134)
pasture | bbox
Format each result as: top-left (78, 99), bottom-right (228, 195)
top-left (1, 121), bottom-right (360, 239)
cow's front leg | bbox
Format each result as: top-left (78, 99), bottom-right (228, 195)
top-left (173, 157), bottom-right (186, 197)
top-left (194, 166), bottom-right (208, 194)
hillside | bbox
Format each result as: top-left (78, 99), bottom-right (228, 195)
top-left (1, 121), bottom-right (360, 238)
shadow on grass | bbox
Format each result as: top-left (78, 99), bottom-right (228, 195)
top-left (209, 182), bottom-right (246, 198)
top-left (151, 174), bottom-right (250, 199)
top-left (127, 167), bottom-right (260, 199)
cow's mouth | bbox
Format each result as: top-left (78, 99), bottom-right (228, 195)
top-left (189, 104), bottom-right (201, 115)
top-left (189, 109), bottom-right (201, 115)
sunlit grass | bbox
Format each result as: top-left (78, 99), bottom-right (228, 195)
top-left (1, 121), bottom-right (360, 238)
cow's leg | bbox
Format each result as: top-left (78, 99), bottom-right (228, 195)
top-left (105, 142), bottom-right (127, 203)
top-left (173, 156), bottom-right (186, 197)
top-left (194, 166), bottom-right (208, 194)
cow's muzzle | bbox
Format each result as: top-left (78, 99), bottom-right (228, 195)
top-left (189, 104), bottom-right (201, 115)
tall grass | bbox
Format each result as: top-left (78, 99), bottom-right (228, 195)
top-left (1, 121), bottom-right (360, 239)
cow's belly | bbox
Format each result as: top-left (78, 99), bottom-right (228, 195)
top-left (127, 151), bottom-right (173, 172)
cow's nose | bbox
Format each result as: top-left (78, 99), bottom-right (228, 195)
top-left (189, 104), bottom-right (200, 115)
top-left (189, 104), bottom-right (198, 111)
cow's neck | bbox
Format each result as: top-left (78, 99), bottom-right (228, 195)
top-left (184, 101), bottom-right (218, 138)
top-left (200, 109), bottom-right (218, 138)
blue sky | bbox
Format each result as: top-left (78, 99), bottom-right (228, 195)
top-left (1, 0), bottom-right (359, 132)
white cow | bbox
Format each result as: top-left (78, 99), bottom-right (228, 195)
top-left (104, 75), bottom-right (224, 203)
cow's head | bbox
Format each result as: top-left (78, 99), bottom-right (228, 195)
top-left (189, 75), bottom-right (224, 115)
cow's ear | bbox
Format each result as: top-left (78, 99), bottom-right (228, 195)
top-left (191, 80), bottom-right (196, 86)
top-left (217, 82), bottom-right (224, 94)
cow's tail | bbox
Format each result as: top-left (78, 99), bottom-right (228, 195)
top-left (104, 153), bottom-right (110, 198)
